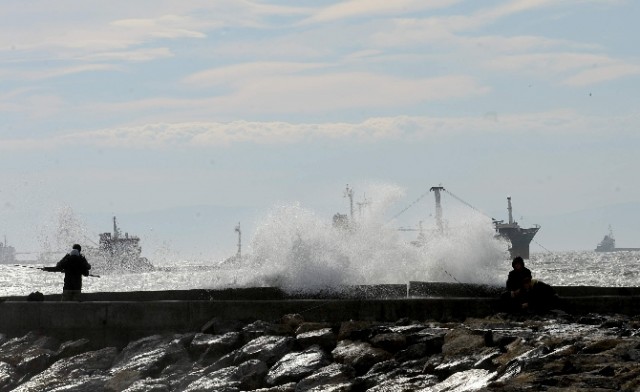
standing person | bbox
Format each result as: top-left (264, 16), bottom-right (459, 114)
top-left (42, 244), bottom-right (91, 301)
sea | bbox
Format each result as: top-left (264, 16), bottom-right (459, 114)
top-left (2, 200), bottom-right (639, 298)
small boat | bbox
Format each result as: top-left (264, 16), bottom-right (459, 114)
top-left (595, 227), bottom-right (640, 252)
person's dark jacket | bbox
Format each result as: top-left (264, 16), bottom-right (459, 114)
top-left (506, 267), bottom-right (532, 292)
top-left (45, 250), bottom-right (91, 290)
top-left (520, 279), bottom-right (558, 312)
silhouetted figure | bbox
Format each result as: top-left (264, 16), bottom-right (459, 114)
top-left (42, 244), bottom-right (91, 301)
top-left (506, 256), bottom-right (532, 294)
top-left (501, 256), bottom-right (533, 312)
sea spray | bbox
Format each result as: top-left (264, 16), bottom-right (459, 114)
top-left (241, 184), bottom-right (507, 293)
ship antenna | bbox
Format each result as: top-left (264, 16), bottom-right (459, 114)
top-left (430, 186), bottom-right (445, 233)
top-left (235, 222), bottom-right (241, 259)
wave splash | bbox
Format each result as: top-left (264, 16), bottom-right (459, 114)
top-left (239, 184), bottom-right (507, 293)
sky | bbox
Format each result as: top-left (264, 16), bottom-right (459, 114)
top-left (1, 0), bottom-right (639, 261)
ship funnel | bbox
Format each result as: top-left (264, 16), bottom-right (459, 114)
top-left (507, 197), bottom-right (513, 224)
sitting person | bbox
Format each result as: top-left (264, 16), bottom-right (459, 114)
top-left (506, 256), bottom-right (532, 297)
top-left (518, 276), bottom-right (559, 313)
top-left (500, 256), bottom-right (532, 312)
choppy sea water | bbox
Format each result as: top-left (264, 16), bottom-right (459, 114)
top-left (1, 250), bottom-right (638, 298)
top-left (2, 194), bottom-right (639, 297)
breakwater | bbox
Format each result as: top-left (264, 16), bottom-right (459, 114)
top-left (1, 282), bottom-right (639, 349)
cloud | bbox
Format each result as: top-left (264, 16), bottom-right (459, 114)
top-left (304, 0), bottom-right (461, 24)
top-left (563, 63), bottom-right (640, 86)
top-left (80, 47), bottom-right (174, 63)
top-left (3, 110), bottom-right (632, 151)
top-left (485, 52), bottom-right (640, 86)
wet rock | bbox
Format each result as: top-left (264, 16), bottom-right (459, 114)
top-left (0, 361), bottom-right (18, 392)
top-left (441, 327), bottom-right (487, 358)
top-left (433, 369), bottom-right (495, 391)
top-left (370, 332), bottom-right (407, 353)
top-left (109, 334), bottom-right (192, 389)
top-left (295, 363), bottom-right (355, 392)
top-left (201, 317), bottom-right (244, 335)
top-left (0, 332), bottom-right (59, 367)
top-left (184, 359), bottom-right (268, 392)
top-left (266, 345), bottom-right (330, 386)
top-left (295, 322), bottom-right (333, 335)
top-left (331, 340), bottom-right (393, 375)
top-left (15, 351), bottom-right (54, 379)
top-left (11, 347), bottom-right (117, 391)
top-left (281, 314), bottom-right (305, 330)
top-left (296, 328), bottom-right (337, 350)
top-left (253, 382), bottom-right (296, 392)
top-left (242, 320), bottom-right (294, 341)
top-left (122, 377), bottom-right (170, 392)
top-left (54, 338), bottom-right (91, 361)
top-left (337, 321), bottom-right (373, 341)
top-left (234, 335), bottom-right (295, 366)
top-left (192, 332), bottom-right (242, 365)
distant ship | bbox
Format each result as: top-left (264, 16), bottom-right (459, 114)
top-left (0, 237), bottom-right (16, 264)
top-left (85, 217), bottom-right (154, 272)
top-left (595, 227), bottom-right (640, 252)
top-left (492, 197), bottom-right (540, 259)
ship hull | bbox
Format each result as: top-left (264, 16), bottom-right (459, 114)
top-left (496, 226), bottom-right (540, 259)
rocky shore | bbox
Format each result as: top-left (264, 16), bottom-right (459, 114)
top-left (1, 311), bottom-right (639, 391)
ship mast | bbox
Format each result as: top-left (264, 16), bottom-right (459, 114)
top-left (430, 186), bottom-right (445, 233)
top-left (344, 184), bottom-right (354, 223)
top-left (507, 196), bottom-right (514, 224)
top-left (235, 222), bottom-right (241, 258)
top-left (113, 216), bottom-right (121, 239)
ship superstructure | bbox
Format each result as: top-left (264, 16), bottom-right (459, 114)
top-left (493, 197), bottom-right (540, 259)
top-left (87, 217), bottom-right (153, 271)
top-left (0, 236), bottom-right (16, 264)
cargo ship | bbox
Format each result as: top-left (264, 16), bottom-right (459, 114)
top-left (595, 228), bottom-right (640, 252)
top-left (492, 197), bottom-right (540, 259)
top-left (85, 217), bottom-right (154, 272)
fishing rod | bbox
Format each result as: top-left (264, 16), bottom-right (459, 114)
top-left (13, 264), bottom-right (101, 278)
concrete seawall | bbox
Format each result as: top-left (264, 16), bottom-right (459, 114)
top-left (1, 283), bottom-right (638, 348)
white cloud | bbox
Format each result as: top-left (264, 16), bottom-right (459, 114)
top-left (3, 110), bottom-right (632, 151)
top-left (80, 47), bottom-right (174, 63)
top-left (563, 63), bottom-right (640, 86)
top-left (304, 0), bottom-right (461, 24)
top-left (485, 52), bottom-right (640, 86)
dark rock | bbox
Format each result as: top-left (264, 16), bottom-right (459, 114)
top-left (281, 314), bottom-right (305, 330)
top-left (331, 340), bottom-right (393, 375)
top-left (0, 361), bottom-right (18, 392)
top-left (55, 338), bottom-right (91, 361)
top-left (201, 317), bottom-right (244, 335)
top-left (253, 382), bottom-right (296, 392)
top-left (192, 332), bottom-right (242, 365)
top-left (296, 328), bottom-right (337, 350)
top-left (295, 363), bottom-right (355, 392)
top-left (337, 321), bottom-right (373, 341)
top-left (441, 327), bottom-right (487, 357)
top-left (370, 333), bottom-right (407, 353)
top-left (295, 322), bottom-right (333, 335)
top-left (234, 336), bottom-right (295, 366)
